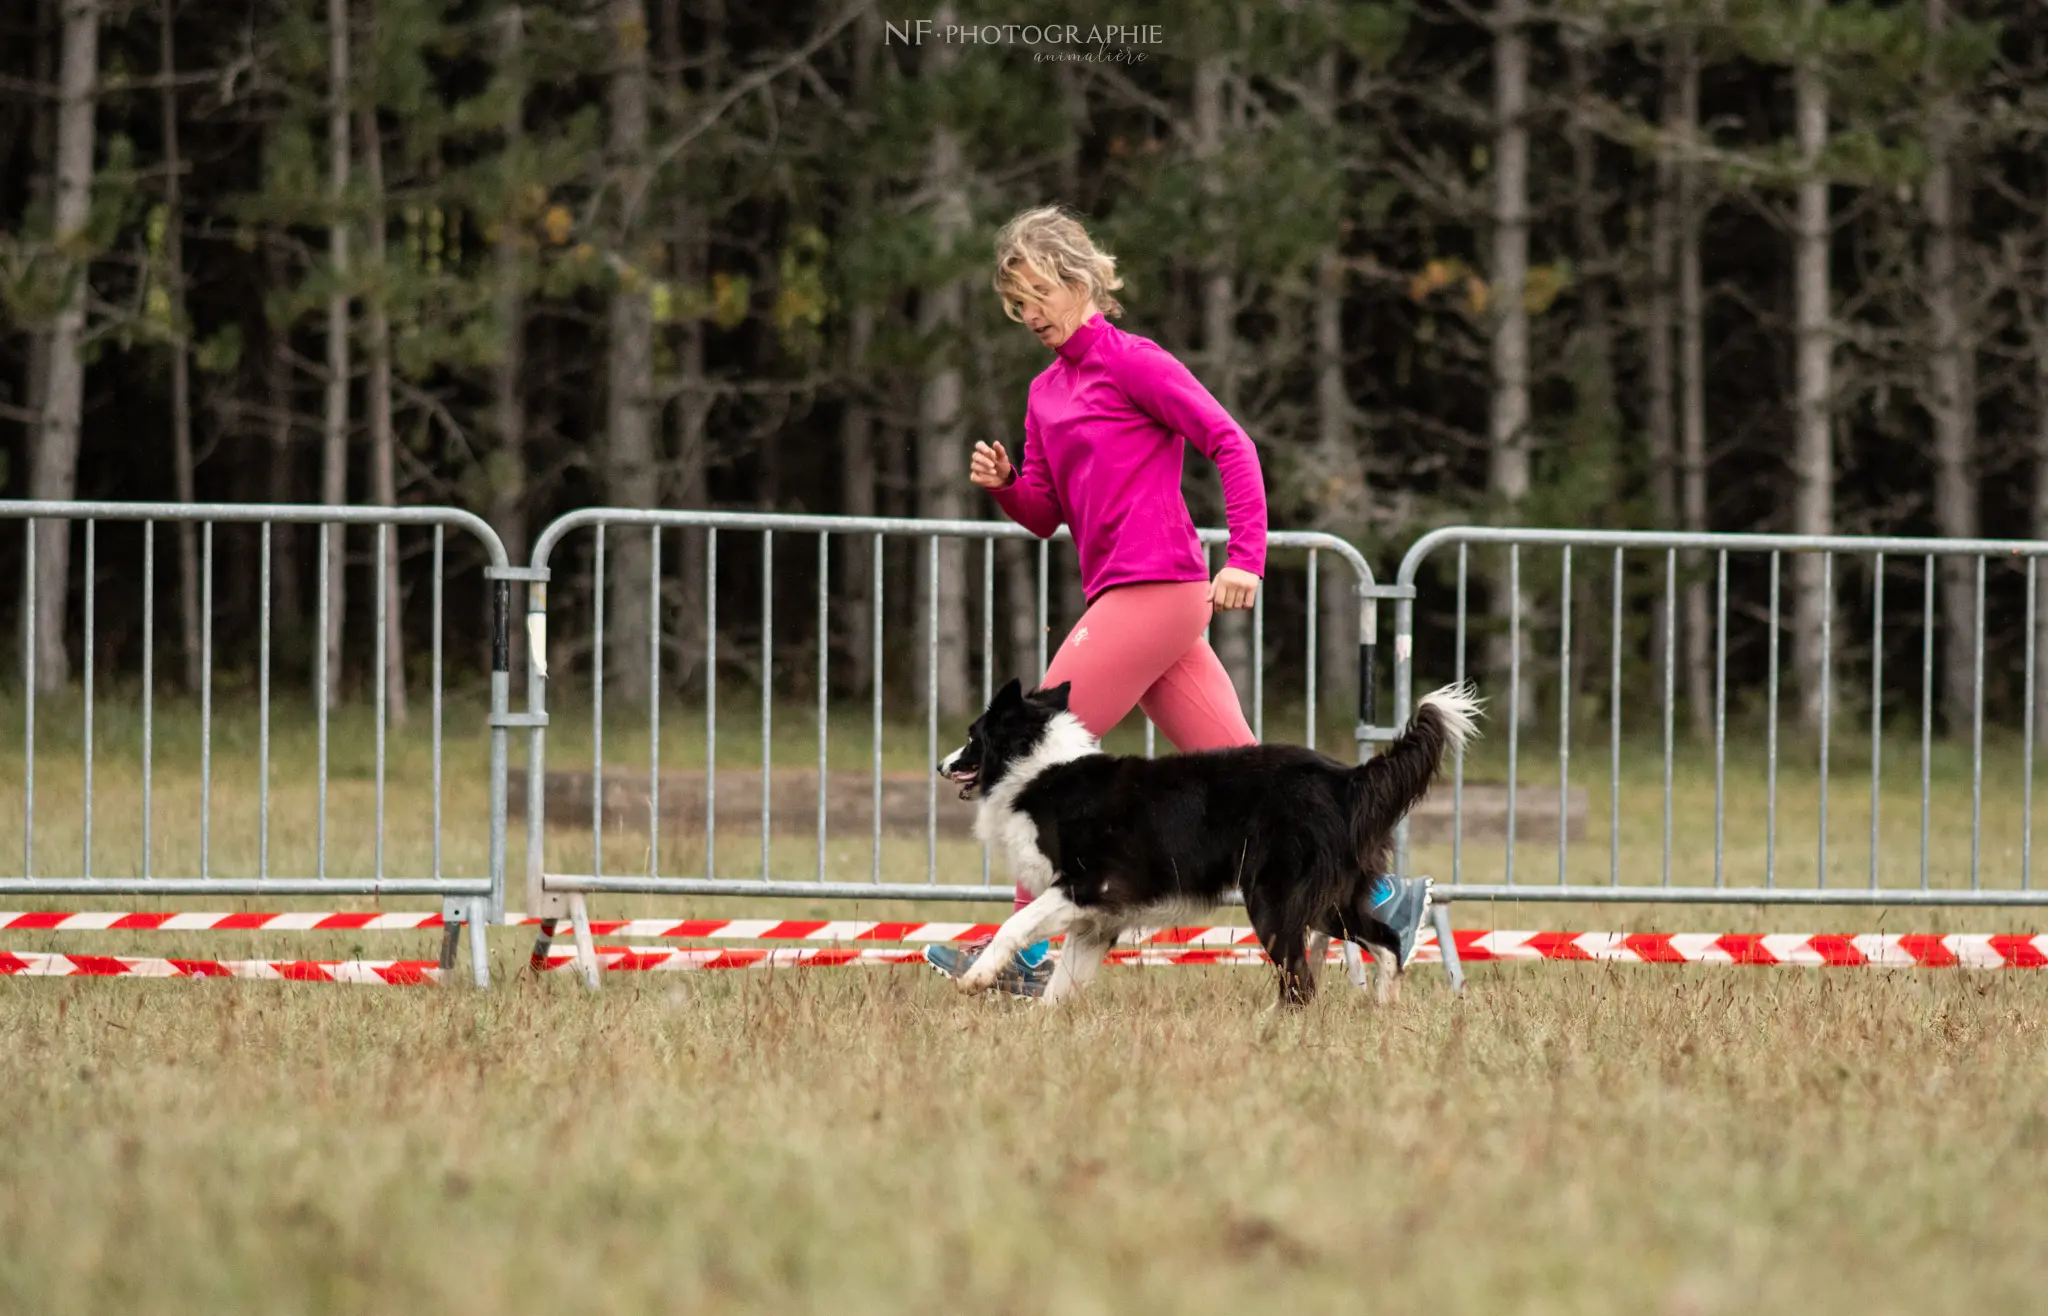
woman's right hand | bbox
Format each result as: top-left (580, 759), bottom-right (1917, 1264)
top-left (970, 440), bottom-right (1015, 489)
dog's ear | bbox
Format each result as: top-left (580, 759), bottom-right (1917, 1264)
top-left (1032, 681), bottom-right (1072, 712)
top-left (990, 677), bottom-right (1024, 711)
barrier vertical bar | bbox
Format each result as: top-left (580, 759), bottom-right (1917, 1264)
top-left (258, 526), bottom-right (271, 880)
top-left (485, 555), bottom-right (513, 959)
top-left (1921, 555), bottom-right (1934, 889)
top-left (198, 522), bottom-right (215, 874)
top-left (1610, 548), bottom-right (1622, 886)
top-left (1036, 539), bottom-right (1048, 675)
top-left (1453, 545), bottom-right (1468, 884)
top-left (316, 523), bottom-right (329, 880)
top-left (982, 537), bottom-right (994, 886)
top-left (706, 527), bottom-right (718, 879)
top-left (1392, 551), bottom-right (1416, 879)
top-left (762, 529), bottom-right (773, 881)
top-left (1661, 548), bottom-right (1674, 886)
top-left (142, 522), bottom-right (154, 880)
top-left (1818, 551), bottom-right (1832, 888)
top-left (1869, 554), bottom-right (1883, 889)
top-left (811, 532), bottom-right (819, 884)
top-left (926, 535), bottom-right (938, 884)
top-left (82, 520), bottom-right (94, 878)
top-left (375, 524), bottom-right (388, 884)
top-left (1971, 554), bottom-right (1984, 890)
top-left (649, 526), bottom-right (661, 879)
top-left (1715, 550), bottom-right (1727, 888)
top-left (1252, 576), bottom-right (1265, 742)
top-left (1506, 545), bottom-right (1520, 886)
top-left (1558, 546), bottom-right (1571, 885)
top-left (1305, 549), bottom-right (1318, 752)
top-left (592, 525), bottom-right (605, 881)
top-left (2027, 561), bottom-right (2038, 891)
top-left (20, 519), bottom-right (30, 881)
top-left (431, 527), bottom-right (443, 881)
top-left (872, 533), bottom-right (883, 885)
top-left (1767, 552), bottom-right (1779, 888)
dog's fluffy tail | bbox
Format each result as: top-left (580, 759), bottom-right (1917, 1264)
top-left (1353, 683), bottom-right (1483, 858)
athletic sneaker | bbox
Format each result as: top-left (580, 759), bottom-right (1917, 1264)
top-left (923, 938), bottom-right (1054, 998)
top-left (1368, 874), bottom-right (1434, 970)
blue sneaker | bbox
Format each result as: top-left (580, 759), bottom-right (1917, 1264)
top-left (1367, 875), bottom-right (1434, 970)
top-left (923, 938), bottom-right (1054, 998)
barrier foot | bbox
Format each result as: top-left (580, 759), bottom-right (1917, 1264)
top-left (568, 895), bottom-right (601, 991)
top-left (437, 922), bottom-right (462, 975)
top-left (528, 918), bottom-right (559, 973)
top-left (467, 897), bottom-right (492, 989)
top-left (1431, 901), bottom-right (1465, 994)
top-left (1341, 941), bottom-right (1368, 991)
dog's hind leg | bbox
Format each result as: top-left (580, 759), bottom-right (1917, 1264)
top-left (1302, 930), bottom-right (1331, 996)
top-left (1249, 902), bottom-right (1315, 1010)
top-left (1042, 927), bottom-right (1114, 1006)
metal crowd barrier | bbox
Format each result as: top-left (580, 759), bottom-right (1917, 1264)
top-left (1, 501), bottom-right (515, 986)
top-left (1391, 527), bottom-right (2048, 909)
top-left (509, 509), bottom-right (1453, 988)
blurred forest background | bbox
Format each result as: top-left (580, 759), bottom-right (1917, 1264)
top-left (5, 0), bottom-right (2048, 739)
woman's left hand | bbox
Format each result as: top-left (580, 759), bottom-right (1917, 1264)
top-left (1209, 566), bottom-right (1260, 611)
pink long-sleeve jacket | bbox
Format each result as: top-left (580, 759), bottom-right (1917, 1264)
top-left (988, 313), bottom-right (1268, 603)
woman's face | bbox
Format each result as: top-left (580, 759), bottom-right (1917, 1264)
top-left (1011, 271), bottom-right (1093, 350)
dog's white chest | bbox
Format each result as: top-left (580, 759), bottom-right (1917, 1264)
top-left (975, 800), bottom-right (1056, 896)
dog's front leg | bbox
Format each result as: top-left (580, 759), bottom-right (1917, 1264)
top-left (1041, 928), bottom-right (1113, 1006)
top-left (1367, 942), bottom-right (1401, 1006)
top-left (957, 888), bottom-right (1079, 995)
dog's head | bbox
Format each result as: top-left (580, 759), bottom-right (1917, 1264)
top-left (937, 679), bottom-right (1073, 800)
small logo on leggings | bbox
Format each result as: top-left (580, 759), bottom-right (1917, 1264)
top-left (1071, 627), bottom-right (1090, 645)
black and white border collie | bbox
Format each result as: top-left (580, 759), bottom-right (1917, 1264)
top-left (937, 679), bottom-right (1481, 1008)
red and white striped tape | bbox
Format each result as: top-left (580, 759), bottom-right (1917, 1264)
top-left (1455, 930), bottom-right (2048, 969)
top-left (6, 931), bottom-right (2047, 986)
top-left (0, 911), bottom-right (1236, 944)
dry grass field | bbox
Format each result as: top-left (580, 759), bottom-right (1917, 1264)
top-left (2, 693), bottom-right (2046, 1314)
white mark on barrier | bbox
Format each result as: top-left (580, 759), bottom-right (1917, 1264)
top-left (527, 613), bottom-right (548, 679)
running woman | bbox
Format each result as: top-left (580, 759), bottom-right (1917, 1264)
top-left (923, 205), bottom-right (1432, 997)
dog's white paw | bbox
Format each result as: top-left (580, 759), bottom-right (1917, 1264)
top-left (955, 966), bottom-right (994, 995)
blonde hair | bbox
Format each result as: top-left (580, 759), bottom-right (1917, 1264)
top-left (992, 205), bottom-right (1125, 323)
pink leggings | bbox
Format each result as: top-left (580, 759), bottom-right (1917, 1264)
top-left (1012, 580), bottom-right (1255, 912)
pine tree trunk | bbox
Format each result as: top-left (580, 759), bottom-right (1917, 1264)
top-left (489, 2), bottom-right (529, 675)
top-left (661, 0), bottom-right (716, 697)
top-left (1646, 38), bottom-right (1679, 536)
top-left (18, 0), bottom-right (55, 684)
top-left (358, 90), bottom-right (406, 726)
top-left (321, 0), bottom-right (351, 709)
top-left (830, 8), bottom-right (876, 699)
top-left (603, 0), bottom-right (656, 711)
top-left (1565, 24), bottom-right (1621, 725)
top-left (1791, 24), bottom-right (1834, 730)
top-left (916, 3), bottom-right (971, 720)
top-left (1926, 0), bottom-right (1977, 735)
top-left (1314, 244), bottom-right (1358, 717)
top-left (265, 253), bottom-right (302, 635)
top-left (1309, 52), bottom-right (1357, 713)
top-left (1675, 34), bottom-right (1711, 740)
top-left (160, 0), bottom-right (202, 694)
top-left (840, 302), bottom-right (877, 694)
top-left (27, 0), bottom-right (100, 695)
top-left (1193, 52), bottom-right (1252, 710)
top-left (1489, 0), bottom-right (1532, 717)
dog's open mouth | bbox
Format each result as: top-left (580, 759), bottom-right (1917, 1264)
top-left (946, 768), bottom-right (979, 799)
